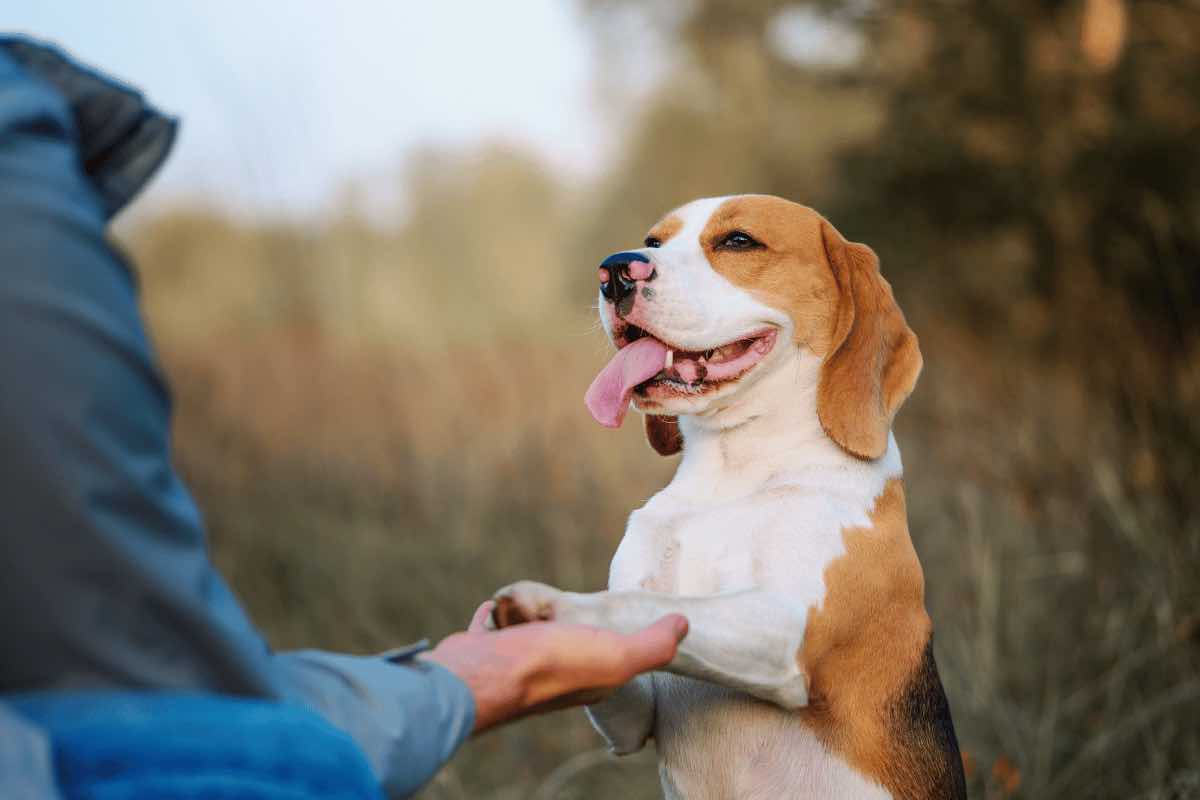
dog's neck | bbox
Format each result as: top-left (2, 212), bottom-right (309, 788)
top-left (668, 349), bottom-right (902, 502)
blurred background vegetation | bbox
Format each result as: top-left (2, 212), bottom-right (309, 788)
top-left (110, 0), bottom-right (1200, 797)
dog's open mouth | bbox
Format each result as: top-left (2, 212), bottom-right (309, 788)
top-left (585, 324), bottom-right (778, 428)
top-left (626, 325), bottom-right (777, 394)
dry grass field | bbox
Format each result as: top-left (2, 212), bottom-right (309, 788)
top-left (123, 207), bottom-right (1197, 799)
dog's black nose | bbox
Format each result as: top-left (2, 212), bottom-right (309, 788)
top-left (598, 251), bottom-right (655, 304)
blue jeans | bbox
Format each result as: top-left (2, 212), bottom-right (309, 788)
top-left (3, 692), bottom-right (383, 799)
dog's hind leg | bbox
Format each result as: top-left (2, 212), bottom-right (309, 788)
top-left (585, 674), bottom-right (656, 755)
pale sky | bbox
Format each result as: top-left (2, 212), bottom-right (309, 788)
top-left (6, 1), bottom-right (617, 217)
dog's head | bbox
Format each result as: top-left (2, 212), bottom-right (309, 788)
top-left (585, 194), bottom-right (921, 460)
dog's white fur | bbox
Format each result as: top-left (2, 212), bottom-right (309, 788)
top-left (495, 197), bottom-right (906, 798)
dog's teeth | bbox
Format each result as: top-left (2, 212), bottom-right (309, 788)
top-left (703, 349), bottom-right (715, 361)
top-left (665, 350), bottom-right (674, 369)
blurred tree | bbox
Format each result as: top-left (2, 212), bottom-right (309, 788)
top-left (846, 1), bottom-right (1200, 345)
top-left (838, 0), bottom-right (1200, 515)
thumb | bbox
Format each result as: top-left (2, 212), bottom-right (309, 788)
top-left (620, 614), bottom-right (689, 675)
top-left (468, 600), bottom-right (495, 632)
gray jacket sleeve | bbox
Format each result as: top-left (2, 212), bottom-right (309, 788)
top-left (0, 38), bottom-right (473, 798)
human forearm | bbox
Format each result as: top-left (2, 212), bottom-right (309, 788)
top-left (274, 650), bottom-right (474, 798)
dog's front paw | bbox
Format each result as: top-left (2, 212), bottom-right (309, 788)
top-left (490, 580), bottom-right (567, 629)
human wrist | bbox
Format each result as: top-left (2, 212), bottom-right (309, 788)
top-left (422, 630), bottom-right (542, 733)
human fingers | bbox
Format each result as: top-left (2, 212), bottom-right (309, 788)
top-left (468, 600), bottom-right (495, 632)
top-left (614, 614), bottom-right (689, 677)
top-left (519, 615), bottom-right (687, 705)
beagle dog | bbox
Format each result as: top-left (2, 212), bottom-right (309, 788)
top-left (492, 195), bottom-right (966, 799)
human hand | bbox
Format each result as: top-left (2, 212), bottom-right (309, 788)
top-left (422, 601), bottom-right (687, 733)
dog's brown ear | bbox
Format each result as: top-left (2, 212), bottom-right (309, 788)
top-left (645, 414), bottom-right (683, 456)
top-left (816, 219), bottom-right (922, 460)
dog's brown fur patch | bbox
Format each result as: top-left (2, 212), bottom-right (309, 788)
top-left (816, 221), bottom-right (923, 461)
top-left (646, 214), bottom-right (684, 246)
top-left (644, 414), bottom-right (683, 456)
top-left (698, 196), bottom-right (842, 359)
top-left (798, 479), bottom-right (965, 799)
top-left (492, 595), bottom-right (544, 627)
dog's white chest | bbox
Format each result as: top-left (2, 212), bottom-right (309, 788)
top-left (612, 501), bottom-right (760, 595)
top-left (604, 464), bottom-right (900, 800)
top-left (609, 486), bottom-right (868, 605)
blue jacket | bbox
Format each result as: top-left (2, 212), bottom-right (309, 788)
top-left (0, 37), bottom-right (474, 798)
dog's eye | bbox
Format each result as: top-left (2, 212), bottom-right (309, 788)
top-left (644, 236), bottom-right (662, 249)
top-left (719, 231), bottom-right (761, 250)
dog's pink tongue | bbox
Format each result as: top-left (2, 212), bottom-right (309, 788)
top-left (585, 336), bottom-right (669, 428)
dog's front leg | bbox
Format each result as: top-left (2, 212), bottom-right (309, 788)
top-left (585, 674), bottom-right (656, 755)
top-left (492, 581), bottom-right (810, 709)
